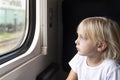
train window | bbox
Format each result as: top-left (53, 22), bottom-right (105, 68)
top-left (0, 0), bottom-right (26, 55)
top-left (0, 0), bottom-right (36, 64)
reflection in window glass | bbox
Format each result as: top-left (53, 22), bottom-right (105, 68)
top-left (0, 0), bottom-right (26, 55)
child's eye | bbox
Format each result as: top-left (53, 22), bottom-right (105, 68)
top-left (80, 35), bottom-right (83, 39)
top-left (79, 35), bottom-right (87, 40)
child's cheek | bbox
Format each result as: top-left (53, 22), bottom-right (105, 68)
top-left (79, 43), bottom-right (86, 49)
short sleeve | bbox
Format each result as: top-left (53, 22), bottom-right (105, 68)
top-left (107, 65), bottom-right (120, 80)
top-left (69, 53), bottom-right (84, 73)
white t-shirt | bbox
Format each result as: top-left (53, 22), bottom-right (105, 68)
top-left (69, 53), bottom-right (120, 80)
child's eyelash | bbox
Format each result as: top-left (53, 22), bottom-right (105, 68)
top-left (78, 34), bottom-right (87, 40)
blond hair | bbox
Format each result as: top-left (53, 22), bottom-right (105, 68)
top-left (78, 17), bottom-right (120, 63)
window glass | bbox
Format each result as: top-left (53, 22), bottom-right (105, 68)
top-left (0, 0), bottom-right (26, 55)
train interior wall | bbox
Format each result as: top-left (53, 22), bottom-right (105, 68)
top-left (0, 0), bottom-right (64, 80)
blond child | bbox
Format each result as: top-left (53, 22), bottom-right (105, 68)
top-left (66, 17), bottom-right (120, 80)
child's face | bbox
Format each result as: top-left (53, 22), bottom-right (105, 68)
top-left (75, 25), bottom-right (99, 57)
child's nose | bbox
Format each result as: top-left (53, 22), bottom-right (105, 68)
top-left (75, 38), bottom-right (79, 45)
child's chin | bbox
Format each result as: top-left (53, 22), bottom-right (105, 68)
top-left (78, 52), bottom-right (86, 56)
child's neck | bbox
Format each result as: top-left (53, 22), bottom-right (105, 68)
top-left (86, 56), bottom-right (103, 67)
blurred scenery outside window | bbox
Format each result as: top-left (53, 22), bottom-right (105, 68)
top-left (0, 0), bottom-right (26, 55)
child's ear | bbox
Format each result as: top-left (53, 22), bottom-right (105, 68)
top-left (97, 42), bottom-right (107, 52)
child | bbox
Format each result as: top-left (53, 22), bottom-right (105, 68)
top-left (66, 17), bottom-right (120, 80)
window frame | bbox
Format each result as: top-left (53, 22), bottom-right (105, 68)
top-left (0, 0), bottom-right (36, 64)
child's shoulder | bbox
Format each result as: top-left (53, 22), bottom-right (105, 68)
top-left (104, 59), bottom-right (120, 67)
top-left (103, 59), bottom-right (120, 73)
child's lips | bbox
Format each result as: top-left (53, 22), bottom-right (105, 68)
top-left (77, 49), bottom-right (80, 51)
top-left (76, 47), bottom-right (80, 51)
